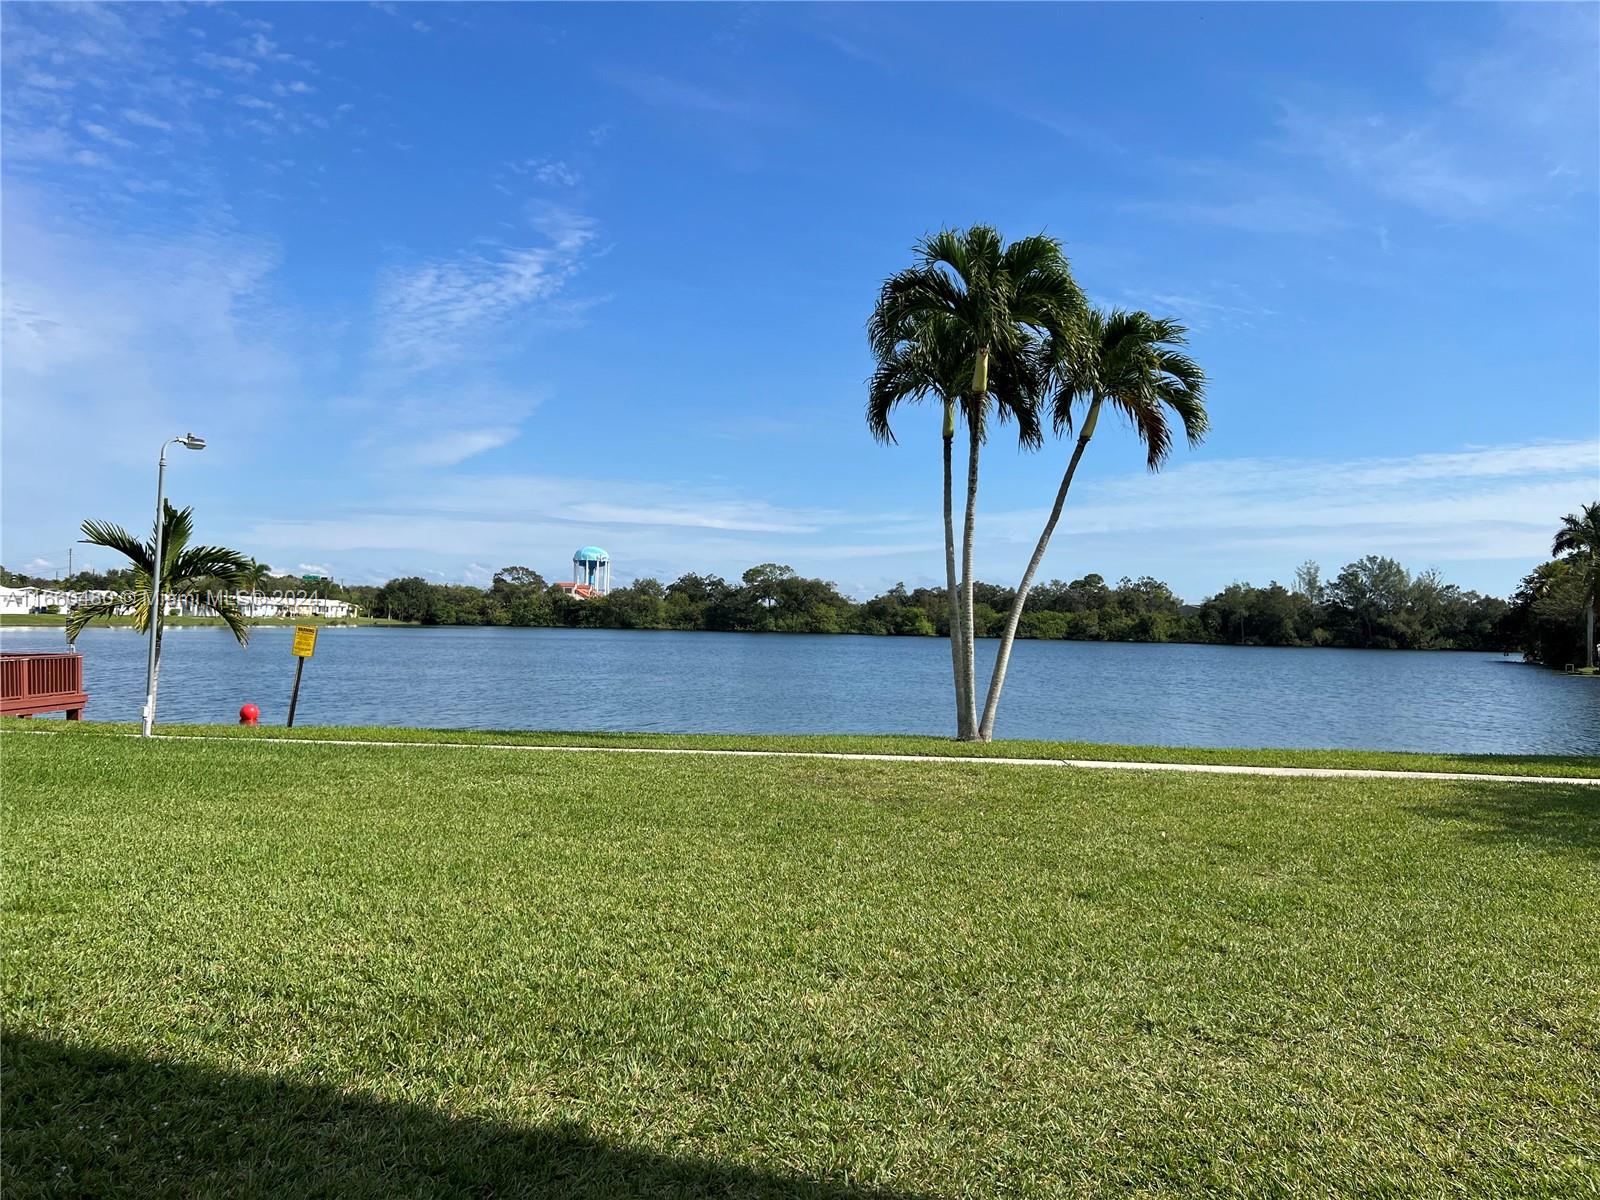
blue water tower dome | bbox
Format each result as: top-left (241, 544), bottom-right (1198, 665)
top-left (572, 546), bottom-right (611, 595)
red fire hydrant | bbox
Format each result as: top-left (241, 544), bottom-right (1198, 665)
top-left (239, 703), bottom-right (260, 726)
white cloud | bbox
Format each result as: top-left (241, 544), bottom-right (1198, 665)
top-left (195, 51), bottom-right (259, 76)
top-left (1127, 191), bottom-right (1347, 237)
top-left (122, 108), bottom-right (173, 131)
top-left (530, 158), bottom-right (580, 187)
top-left (82, 121), bottom-right (134, 148)
top-left (979, 439), bottom-right (1599, 595)
top-left (602, 67), bottom-right (769, 120)
top-left (372, 204), bottom-right (599, 376)
top-left (386, 427), bottom-right (521, 468)
top-left (1, 185), bottom-right (300, 523)
top-left (1276, 9), bottom-right (1597, 222)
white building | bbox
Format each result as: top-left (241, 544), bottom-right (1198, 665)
top-left (0, 586), bottom-right (356, 620)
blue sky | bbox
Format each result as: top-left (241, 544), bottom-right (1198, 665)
top-left (3, 1), bottom-right (1596, 600)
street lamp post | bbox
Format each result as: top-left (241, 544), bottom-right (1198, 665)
top-left (141, 433), bottom-right (207, 738)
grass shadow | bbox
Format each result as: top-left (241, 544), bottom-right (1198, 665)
top-left (2, 1030), bottom-right (928, 1199)
top-left (1408, 780), bottom-right (1600, 858)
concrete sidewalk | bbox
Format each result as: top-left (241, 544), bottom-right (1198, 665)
top-left (148, 732), bottom-right (1600, 787)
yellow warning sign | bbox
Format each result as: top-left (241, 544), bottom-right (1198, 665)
top-left (291, 626), bottom-right (318, 658)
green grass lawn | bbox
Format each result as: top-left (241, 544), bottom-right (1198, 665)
top-left (13, 718), bottom-right (1600, 779)
top-left (4, 729), bottom-right (1597, 1197)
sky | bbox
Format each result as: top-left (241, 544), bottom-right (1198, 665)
top-left (2, 1), bottom-right (1597, 602)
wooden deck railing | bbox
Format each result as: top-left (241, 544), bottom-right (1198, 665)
top-left (1, 651), bottom-right (88, 720)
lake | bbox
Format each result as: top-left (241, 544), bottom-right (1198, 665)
top-left (3, 624), bottom-right (1596, 754)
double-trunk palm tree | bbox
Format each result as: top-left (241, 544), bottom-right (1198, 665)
top-left (978, 308), bottom-right (1208, 741)
top-left (1552, 501), bottom-right (1600, 668)
top-left (868, 226), bottom-right (1081, 738)
top-left (68, 501), bottom-right (252, 720)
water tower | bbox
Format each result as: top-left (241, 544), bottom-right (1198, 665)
top-left (572, 546), bottom-right (610, 595)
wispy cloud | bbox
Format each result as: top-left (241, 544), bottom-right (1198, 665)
top-left (1126, 190), bottom-right (1347, 237)
top-left (385, 426), bottom-right (522, 469)
top-left (982, 439), bottom-right (1599, 593)
top-left (601, 66), bottom-right (771, 121)
top-left (194, 51), bottom-right (259, 76)
top-left (122, 108), bottom-right (173, 131)
top-left (372, 203), bottom-right (600, 376)
top-left (1275, 8), bottom-right (1597, 222)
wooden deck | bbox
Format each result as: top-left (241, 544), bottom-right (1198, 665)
top-left (1, 651), bottom-right (88, 720)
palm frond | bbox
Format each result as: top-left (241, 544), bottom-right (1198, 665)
top-left (79, 519), bottom-right (151, 572)
top-left (65, 598), bottom-right (126, 644)
top-left (199, 590), bottom-right (251, 647)
top-left (1047, 305), bottom-right (1209, 470)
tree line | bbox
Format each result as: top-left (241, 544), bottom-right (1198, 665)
top-left (4, 520), bottom-right (1574, 669)
top-left (7, 516), bottom-right (1592, 666)
top-left (213, 556), bottom-right (1512, 653)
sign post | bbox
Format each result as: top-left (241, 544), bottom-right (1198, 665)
top-left (286, 625), bottom-right (317, 727)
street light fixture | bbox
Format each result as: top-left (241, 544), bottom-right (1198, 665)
top-left (141, 433), bottom-right (206, 738)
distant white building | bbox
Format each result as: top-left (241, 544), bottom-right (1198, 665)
top-left (0, 586), bottom-right (356, 620)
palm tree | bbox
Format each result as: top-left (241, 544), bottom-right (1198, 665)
top-left (867, 312), bottom-right (1044, 736)
top-left (68, 501), bottom-right (252, 719)
top-left (869, 226), bottom-right (1082, 738)
top-left (978, 308), bottom-right (1208, 740)
top-left (1552, 501), bottom-right (1600, 668)
top-left (242, 559), bottom-right (271, 593)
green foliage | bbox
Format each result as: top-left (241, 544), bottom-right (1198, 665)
top-left (6, 551), bottom-right (1524, 654)
top-left (1504, 557), bottom-right (1590, 667)
top-left (66, 501), bottom-right (252, 648)
top-left (1198, 558), bottom-right (1509, 651)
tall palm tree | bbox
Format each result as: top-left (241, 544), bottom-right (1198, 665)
top-left (978, 308), bottom-right (1208, 740)
top-left (1552, 501), bottom-right (1600, 668)
top-left (869, 226), bottom-right (1082, 738)
top-left (68, 501), bottom-right (252, 719)
top-left (867, 312), bottom-right (1044, 736)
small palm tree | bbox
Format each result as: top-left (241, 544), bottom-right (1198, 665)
top-left (869, 226), bottom-right (1082, 738)
top-left (68, 501), bottom-right (252, 718)
top-left (1552, 501), bottom-right (1600, 668)
top-left (242, 559), bottom-right (271, 593)
top-left (979, 308), bottom-right (1208, 740)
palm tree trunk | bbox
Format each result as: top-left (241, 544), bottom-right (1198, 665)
top-left (960, 421), bottom-right (981, 740)
top-left (942, 411), bottom-right (971, 739)
top-left (1587, 597), bottom-right (1596, 670)
top-left (978, 399), bottom-right (1100, 742)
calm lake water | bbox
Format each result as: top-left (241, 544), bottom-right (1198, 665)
top-left (4, 624), bottom-right (1596, 754)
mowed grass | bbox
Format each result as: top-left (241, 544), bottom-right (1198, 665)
top-left (12, 718), bottom-right (1600, 778)
top-left (4, 731), bottom-right (1598, 1197)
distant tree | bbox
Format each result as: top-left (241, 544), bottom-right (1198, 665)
top-left (1552, 502), bottom-right (1599, 668)
top-left (376, 576), bottom-right (442, 624)
top-left (493, 566), bottom-right (547, 591)
top-left (1326, 556), bottom-right (1411, 648)
top-left (740, 563), bottom-right (795, 609)
top-left (241, 559), bottom-right (271, 593)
